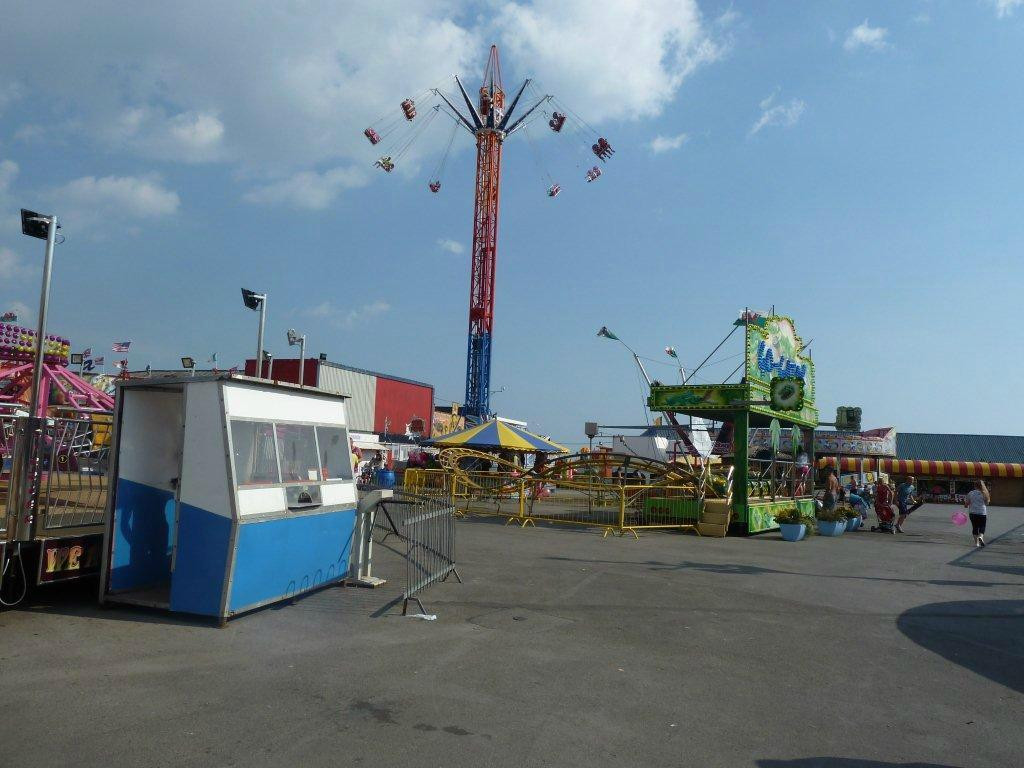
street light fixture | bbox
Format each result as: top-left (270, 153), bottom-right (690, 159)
top-left (286, 328), bottom-right (306, 387)
top-left (241, 288), bottom-right (267, 378)
top-left (262, 350), bottom-right (274, 380)
top-left (20, 209), bottom-right (60, 418)
top-left (181, 356), bottom-right (196, 376)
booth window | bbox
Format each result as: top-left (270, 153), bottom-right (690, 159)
top-left (231, 420), bottom-right (281, 486)
top-left (275, 424), bottom-right (321, 483)
top-left (316, 426), bottom-right (353, 481)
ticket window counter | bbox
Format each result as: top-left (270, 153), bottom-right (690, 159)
top-left (101, 375), bottom-right (357, 621)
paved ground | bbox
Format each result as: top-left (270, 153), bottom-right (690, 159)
top-left (1, 503), bottom-right (1022, 768)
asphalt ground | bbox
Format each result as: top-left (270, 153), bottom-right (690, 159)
top-left (1, 503), bottom-right (1022, 768)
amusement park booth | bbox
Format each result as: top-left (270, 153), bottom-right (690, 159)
top-left (648, 314), bottom-right (819, 534)
top-left (100, 374), bottom-right (357, 620)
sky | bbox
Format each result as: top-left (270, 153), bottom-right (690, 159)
top-left (1, 1), bottom-right (1022, 446)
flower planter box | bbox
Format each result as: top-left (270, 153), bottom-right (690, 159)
top-left (816, 520), bottom-right (845, 537)
top-left (779, 523), bottom-right (806, 542)
top-left (845, 516), bottom-right (862, 532)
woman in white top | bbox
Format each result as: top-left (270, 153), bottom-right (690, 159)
top-left (964, 479), bottom-right (991, 547)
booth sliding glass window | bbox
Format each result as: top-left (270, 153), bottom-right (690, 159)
top-left (316, 426), bottom-right (354, 481)
top-left (230, 420), bottom-right (281, 486)
top-left (275, 424), bottom-right (322, 483)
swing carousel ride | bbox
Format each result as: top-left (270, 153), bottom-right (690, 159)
top-left (363, 45), bottom-right (616, 425)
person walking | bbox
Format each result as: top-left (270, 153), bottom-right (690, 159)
top-left (895, 475), bottom-right (920, 533)
top-left (822, 467), bottom-right (840, 512)
top-left (964, 479), bottom-right (991, 547)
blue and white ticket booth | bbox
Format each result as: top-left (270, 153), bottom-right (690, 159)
top-left (99, 374), bottom-right (358, 621)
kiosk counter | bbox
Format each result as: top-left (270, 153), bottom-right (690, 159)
top-left (100, 374), bottom-right (357, 621)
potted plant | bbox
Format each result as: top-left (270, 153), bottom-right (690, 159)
top-left (815, 505), bottom-right (847, 537)
top-left (775, 506), bottom-right (814, 542)
top-left (842, 504), bottom-right (862, 532)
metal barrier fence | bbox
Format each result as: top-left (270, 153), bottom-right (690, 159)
top-left (367, 490), bottom-right (461, 615)
top-left (1, 414), bottom-right (111, 538)
top-left (38, 417), bottom-right (110, 530)
top-left (0, 414), bottom-right (18, 535)
top-left (748, 458), bottom-right (801, 501)
top-left (404, 469), bottom-right (706, 538)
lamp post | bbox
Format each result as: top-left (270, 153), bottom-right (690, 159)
top-left (263, 350), bottom-right (273, 380)
top-left (21, 210), bottom-right (59, 417)
top-left (241, 289), bottom-right (267, 378)
top-left (287, 329), bottom-right (306, 387)
top-left (181, 357), bottom-right (196, 377)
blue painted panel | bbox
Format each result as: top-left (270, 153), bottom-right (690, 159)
top-left (169, 504), bottom-right (232, 617)
top-left (110, 479), bottom-right (174, 591)
top-left (229, 508), bottom-right (355, 614)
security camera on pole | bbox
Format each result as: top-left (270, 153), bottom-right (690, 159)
top-left (241, 289), bottom-right (267, 378)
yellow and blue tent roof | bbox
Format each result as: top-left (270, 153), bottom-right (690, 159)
top-left (430, 419), bottom-right (567, 453)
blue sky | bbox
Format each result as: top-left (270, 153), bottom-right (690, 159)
top-left (1, 1), bottom-right (1022, 445)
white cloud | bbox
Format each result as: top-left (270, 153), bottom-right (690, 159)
top-left (0, 82), bottom-right (21, 115)
top-left (2, 300), bottom-right (32, 319)
top-left (306, 299), bottom-right (390, 329)
top-left (243, 166), bottom-right (369, 210)
top-left (437, 238), bottom-right (464, 255)
top-left (0, 247), bottom-right (35, 280)
top-left (51, 174), bottom-right (180, 231)
top-left (0, 2), bottom-right (728, 202)
top-left (993, 0), bottom-right (1023, 17)
top-left (844, 20), bottom-right (891, 52)
top-left (495, 0), bottom-right (724, 122)
top-left (749, 92), bottom-right (806, 136)
top-left (649, 133), bottom-right (689, 154)
top-left (105, 107), bottom-right (226, 162)
top-left (0, 159), bottom-right (17, 197)
top-left (911, 13), bottom-right (931, 25)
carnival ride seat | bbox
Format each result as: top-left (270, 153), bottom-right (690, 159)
top-left (401, 99), bottom-right (417, 120)
top-left (548, 112), bottom-right (566, 132)
top-left (364, 127), bottom-right (381, 145)
top-left (547, 184), bottom-right (561, 197)
top-left (429, 180), bottom-right (441, 193)
top-left (375, 156), bottom-right (395, 173)
top-left (585, 166), bottom-right (602, 182)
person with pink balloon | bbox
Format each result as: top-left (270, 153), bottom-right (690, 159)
top-left (963, 479), bottom-right (991, 547)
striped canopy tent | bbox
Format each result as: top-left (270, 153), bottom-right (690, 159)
top-left (429, 419), bottom-right (568, 453)
top-left (817, 456), bottom-right (1024, 479)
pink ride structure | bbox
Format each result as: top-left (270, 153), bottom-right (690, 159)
top-left (0, 322), bottom-right (114, 416)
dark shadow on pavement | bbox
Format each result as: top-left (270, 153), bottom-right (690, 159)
top-left (897, 599), bottom-right (1024, 693)
top-left (757, 759), bottom-right (964, 768)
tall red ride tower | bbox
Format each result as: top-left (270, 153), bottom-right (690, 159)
top-left (434, 46), bottom-right (550, 423)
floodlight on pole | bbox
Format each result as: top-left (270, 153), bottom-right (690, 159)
top-left (286, 328), bottom-right (306, 387)
top-left (21, 210), bottom-right (60, 418)
top-left (596, 326), bottom-right (651, 386)
top-left (241, 288), bottom-right (267, 378)
top-left (181, 356), bottom-right (196, 376)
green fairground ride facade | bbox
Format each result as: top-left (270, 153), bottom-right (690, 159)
top-left (648, 313), bottom-right (819, 534)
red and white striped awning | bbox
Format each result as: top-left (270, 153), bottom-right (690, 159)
top-left (816, 456), bottom-right (1024, 478)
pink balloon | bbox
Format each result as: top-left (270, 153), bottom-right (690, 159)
top-left (951, 511), bottom-right (968, 526)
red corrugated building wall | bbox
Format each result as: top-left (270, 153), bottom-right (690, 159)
top-left (374, 376), bottom-right (432, 436)
top-left (243, 358), bottom-right (433, 437)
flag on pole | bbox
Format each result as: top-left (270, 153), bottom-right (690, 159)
top-left (665, 346), bottom-right (678, 358)
top-left (93, 356), bottom-right (104, 366)
top-left (82, 347), bottom-right (92, 358)
top-left (112, 341), bottom-right (132, 352)
top-left (596, 326), bottom-right (619, 341)
top-left (83, 359), bottom-right (95, 372)
top-left (114, 359), bottom-right (126, 371)
top-left (208, 353), bottom-right (218, 364)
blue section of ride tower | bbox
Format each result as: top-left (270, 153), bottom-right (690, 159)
top-left (464, 331), bottom-right (491, 424)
